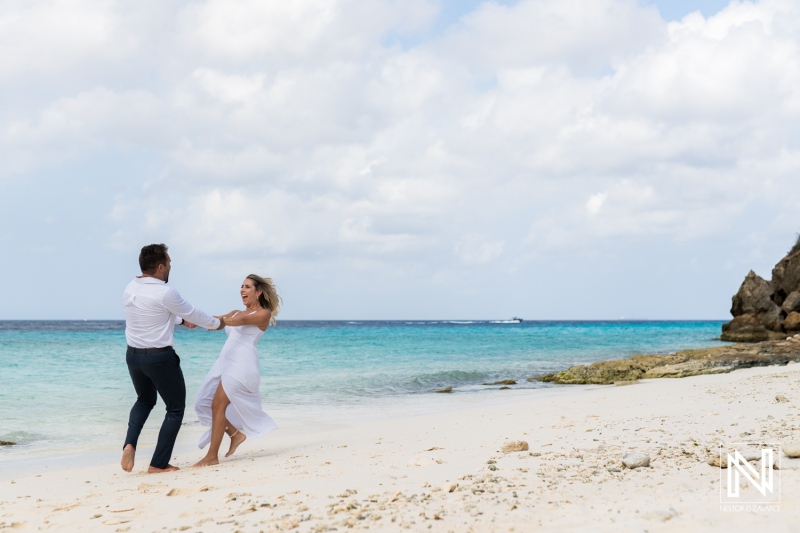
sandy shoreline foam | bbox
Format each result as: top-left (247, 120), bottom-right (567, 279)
top-left (2, 365), bottom-right (799, 531)
top-left (0, 385), bottom-right (580, 481)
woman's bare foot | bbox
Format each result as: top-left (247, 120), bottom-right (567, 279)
top-left (121, 444), bottom-right (135, 472)
top-left (225, 431), bottom-right (246, 457)
top-left (147, 464), bottom-right (180, 473)
top-left (193, 457), bottom-right (219, 468)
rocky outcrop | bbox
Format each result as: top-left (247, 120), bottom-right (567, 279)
top-left (772, 251), bottom-right (800, 306)
top-left (782, 291), bottom-right (800, 314)
top-left (720, 314), bottom-right (781, 342)
top-left (785, 312), bottom-right (800, 332)
top-left (730, 271), bottom-right (783, 330)
top-left (643, 360), bottom-right (734, 378)
top-left (538, 337), bottom-right (800, 384)
top-left (722, 247), bottom-right (800, 342)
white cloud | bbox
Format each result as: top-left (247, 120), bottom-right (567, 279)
top-left (454, 233), bottom-right (505, 264)
top-left (0, 0), bottom-right (127, 79)
top-left (192, 69), bottom-right (267, 105)
top-left (176, 0), bottom-right (438, 62)
top-left (1, 87), bottom-right (162, 177)
top-left (443, 0), bottom-right (665, 74)
top-left (586, 192), bottom-right (607, 215)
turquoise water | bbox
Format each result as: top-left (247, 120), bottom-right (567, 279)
top-left (0, 320), bottom-right (726, 473)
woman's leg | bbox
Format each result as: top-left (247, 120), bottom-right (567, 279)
top-left (224, 419), bottom-right (236, 437)
top-left (193, 383), bottom-right (231, 467)
top-left (224, 417), bottom-right (247, 457)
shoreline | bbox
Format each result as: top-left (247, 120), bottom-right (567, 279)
top-left (0, 384), bottom-right (589, 481)
top-left (2, 364), bottom-right (799, 531)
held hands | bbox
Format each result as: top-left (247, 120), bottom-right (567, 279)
top-left (208, 316), bottom-right (226, 331)
top-left (183, 321), bottom-right (197, 329)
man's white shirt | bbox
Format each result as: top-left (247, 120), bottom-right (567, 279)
top-left (123, 277), bottom-right (220, 348)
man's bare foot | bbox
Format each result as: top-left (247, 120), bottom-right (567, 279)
top-left (193, 457), bottom-right (219, 468)
top-left (147, 464), bottom-right (180, 473)
top-left (225, 431), bottom-right (247, 458)
top-left (121, 444), bottom-right (135, 472)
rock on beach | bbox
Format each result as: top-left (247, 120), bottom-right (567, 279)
top-left (501, 440), bottom-right (529, 453)
top-left (783, 442), bottom-right (800, 458)
top-left (622, 453), bottom-right (650, 469)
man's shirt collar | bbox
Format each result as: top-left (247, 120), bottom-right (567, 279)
top-left (136, 276), bottom-right (165, 285)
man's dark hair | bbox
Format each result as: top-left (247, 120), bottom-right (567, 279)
top-left (139, 244), bottom-right (169, 274)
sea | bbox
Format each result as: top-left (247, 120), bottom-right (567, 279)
top-left (0, 319), bottom-right (726, 478)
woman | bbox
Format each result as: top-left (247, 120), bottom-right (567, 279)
top-left (193, 275), bottom-right (281, 467)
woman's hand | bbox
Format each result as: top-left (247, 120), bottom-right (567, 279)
top-left (208, 316), bottom-right (226, 331)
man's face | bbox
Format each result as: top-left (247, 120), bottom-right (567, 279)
top-left (160, 253), bottom-right (172, 283)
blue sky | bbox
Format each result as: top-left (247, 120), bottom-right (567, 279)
top-left (441, 1), bottom-right (732, 25)
top-left (645, 0), bottom-right (732, 20)
top-left (1, 0), bottom-right (798, 320)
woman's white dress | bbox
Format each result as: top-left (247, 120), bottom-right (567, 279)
top-left (195, 324), bottom-right (278, 449)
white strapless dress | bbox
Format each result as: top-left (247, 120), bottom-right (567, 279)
top-left (194, 324), bottom-right (278, 449)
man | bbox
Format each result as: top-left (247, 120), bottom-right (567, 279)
top-left (121, 244), bottom-right (224, 473)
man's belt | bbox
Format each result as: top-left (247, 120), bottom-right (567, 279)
top-left (127, 346), bottom-right (173, 354)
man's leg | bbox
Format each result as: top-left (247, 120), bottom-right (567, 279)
top-left (122, 350), bottom-right (158, 472)
top-left (148, 349), bottom-right (186, 470)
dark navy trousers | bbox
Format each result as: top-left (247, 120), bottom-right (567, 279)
top-left (124, 346), bottom-right (185, 469)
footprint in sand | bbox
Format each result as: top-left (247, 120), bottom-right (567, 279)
top-left (137, 482), bottom-right (165, 493)
top-left (166, 486), bottom-right (212, 497)
top-left (407, 455), bottom-right (443, 466)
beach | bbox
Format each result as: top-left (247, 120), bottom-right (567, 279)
top-left (2, 363), bottom-right (799, 532)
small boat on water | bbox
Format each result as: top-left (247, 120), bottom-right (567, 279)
top-left (510, 317), bottom-right (523, 323)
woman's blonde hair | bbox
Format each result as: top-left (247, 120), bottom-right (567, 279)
top-left (246, 274), bottom-right (282, 325)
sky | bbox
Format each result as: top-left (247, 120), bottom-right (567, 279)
top-left (1, 0), bottom-right (798, 321)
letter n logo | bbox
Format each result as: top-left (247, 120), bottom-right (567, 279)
top-left (727, 449), bottom-right (774, 498)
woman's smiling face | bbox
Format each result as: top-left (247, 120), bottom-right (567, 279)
top-left (241, 278), bottom-right (262, 308)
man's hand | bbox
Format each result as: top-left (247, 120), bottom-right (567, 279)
top-left (183, 320), bottom-right (197, 329)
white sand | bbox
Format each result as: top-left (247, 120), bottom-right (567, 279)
top-left (2, 364), bottom-right (800, 532)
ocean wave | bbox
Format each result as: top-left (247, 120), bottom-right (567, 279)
top-left (0, 430), bottom-right (48, 447)
top-left (407, 369), bottom-right (489, 387)
top-left (357, 369), bottom-right (543, 396)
